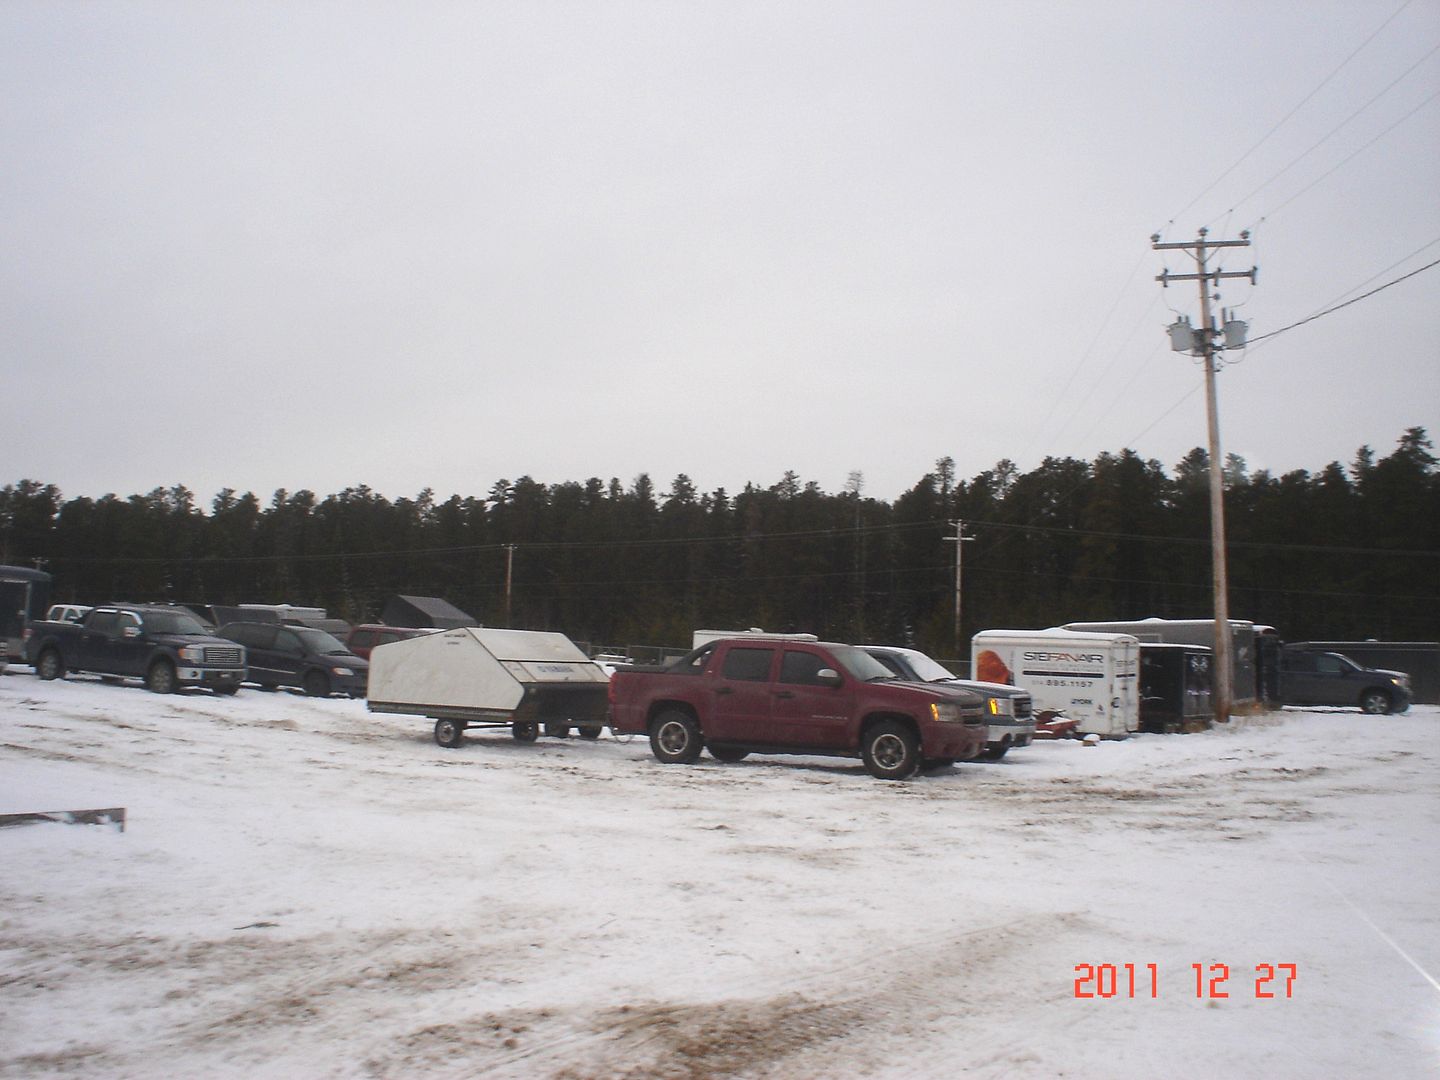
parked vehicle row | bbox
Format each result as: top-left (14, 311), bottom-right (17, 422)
top-left (10, 591), bottom-right (1418, 784)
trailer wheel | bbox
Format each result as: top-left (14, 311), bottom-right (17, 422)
top-left (650, 709), bottom-right (703, 764)
top-left (577, 724), bottom-right (604, 740)
top-left (860, 720), bottom-right (920, 780)
top-left (512, 720), bottom-right (539, 743)
top-left (434, 718), bottom-right (466, 748)
top-left (36, 648), bottom-right (65, 681)
top-left (544, 722), bottom-right (571, 739)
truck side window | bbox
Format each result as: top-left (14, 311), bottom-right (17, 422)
top-left (275, 629), bottom-right (302, 654)
top-left (118, 612), bottom-right (141, 637)
top-left (721, 647), bottom-right (774, 682)
top-left (87, 611), bottom-right (119, 636)
top-left (779, 650), bottom-right (830, 686)
top-left (870, 653), bottom-right (905, 678)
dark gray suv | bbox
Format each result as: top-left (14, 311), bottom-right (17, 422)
top-left (1279, 648), bottom-right (1412, 714)
top-left (218, 622), bottom-right (369, 698)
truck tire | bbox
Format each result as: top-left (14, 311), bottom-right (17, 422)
top-left (861, 720), bottom-right (920, 780)
top-left (650, 709), bottom-right (703, 764)
top-left (979, 740), bottom-right (1010, 762)
top-left (512, 720), bottom-right (539, 743)
top-left (146, 660), bottom-right (177, 694)
top-left (708, 745), bottom-right (750, 763)
top-left (36, 648), bottom-right (65, 681)
top-left (434, 718), bottom-right (465, 748)
top-left (544, 722), bottom-right (571, 739)
top-left (577, 724), bottom-right (604, 740)
top-left (304, 670), bottom-right (331, 698)
top-left (1359, 689), bottom-right (1392, 715)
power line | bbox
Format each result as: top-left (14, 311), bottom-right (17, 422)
top-left (1246, 256), bottom-right (1440, 345)
top-left (1249, 85), bottom-right (1440, 228)
top-left (1162, 0), bottom-right (1416, 230)
top-left (1215, 39), bottom-right (1440, 225)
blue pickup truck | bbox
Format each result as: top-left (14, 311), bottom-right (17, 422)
top-left (26, 604), bottom-right (247, 694)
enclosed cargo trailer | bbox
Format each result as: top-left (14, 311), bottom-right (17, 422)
top-left (1062, 618), bottom-right (1260, 710)
top-left (972, 629), bottom-right (1140, 737)
top-left (367, 627), bottom-right (610, 748)
top-left (1138, 643), bottom-right (1213, 733)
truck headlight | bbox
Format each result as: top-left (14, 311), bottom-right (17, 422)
top-left (178, 645), bottom-right (204, 662)
top-left (930, 701), bottom-right (963, 723)
top-left (331, 667), bottom-right (354, 677)
top-left (986, 697), bottom-right (1015, 717)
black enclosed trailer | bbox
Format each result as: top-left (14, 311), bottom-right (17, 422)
top-left (1, 565), bottom-right (51, 662)
top-left (1138, 643), bottom-right (1213, 733)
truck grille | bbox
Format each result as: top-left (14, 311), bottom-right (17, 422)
top-left (204, 646), bottom-right (244, 667)
top-left (1014, 697), bottom-right (1033, 720)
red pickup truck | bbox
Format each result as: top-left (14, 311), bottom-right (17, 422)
top-left (608, 637), bottom-right (989, 780)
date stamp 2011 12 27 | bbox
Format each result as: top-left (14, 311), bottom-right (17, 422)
top-left (1073, 963), bottom-right (1298, 999)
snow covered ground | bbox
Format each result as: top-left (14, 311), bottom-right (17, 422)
top-left (2, 669), bottom-right (1436, 1079)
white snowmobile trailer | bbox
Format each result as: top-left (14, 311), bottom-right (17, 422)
top-left (366, 627), bottom-right (610, 748)
top-left (971, 629), bottom-right (1141, 737)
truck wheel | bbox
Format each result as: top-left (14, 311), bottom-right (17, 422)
top-left (861, 720), bottom-right (920, 780)
top-left (577, 724), bottom-right (604, 740)
top-left (544, 722), bottom-right (571, 739)
top-left (650, 709), bottom-right (703, 764)
top-left (146, 660), bottom-right (177, 695)
top-left (303, 671), bottom-right (331, 698)
top-left (512, 720), bottom-right (539, 743)
top-left (1359, 689), bottom-right (1392, 715)
top-left (708, 745), bottom-right (750, 763)
top-left (36, 649), bottom-right (65, 681)
top-left (434, 718), bottom-right (465, 748)
top-left (979, 741), bottom-right (1010, 762)
top-left (214, 685), bottom-right (239, 696)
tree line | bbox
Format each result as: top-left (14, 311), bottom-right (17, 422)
top-left (2, 428), bottom-right (1436, 658)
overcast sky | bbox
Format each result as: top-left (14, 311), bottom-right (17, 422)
top-left (4, 1), bottom-right (1438, 507)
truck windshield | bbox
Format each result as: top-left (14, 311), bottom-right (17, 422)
top-left (143, 611), bottom-right (209, 635)
top-left (829, 645), bottom-right (898, 682)
top-left (898, 651), bottom-right (956, 682)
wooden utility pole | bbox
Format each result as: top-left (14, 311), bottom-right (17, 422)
top-left (1152, 228), bottom-right (1256, 723)
top-left (947, 520), bottom-right (976, 662)
top-left (504, 544), bottom-right (516, 626)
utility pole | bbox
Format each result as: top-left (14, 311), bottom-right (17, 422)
top-left (1152, 228), bottom-right (1256, 724)
top-left (503, 544), bottom-right (516, 627)
top-left (947, 520), bottom-right (976, 661)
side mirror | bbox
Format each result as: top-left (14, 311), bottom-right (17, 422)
top-left (815, 668), bottom-right (843, 687)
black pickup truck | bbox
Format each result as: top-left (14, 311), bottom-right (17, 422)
top-left (26, 605), bottom-right (247, 694)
